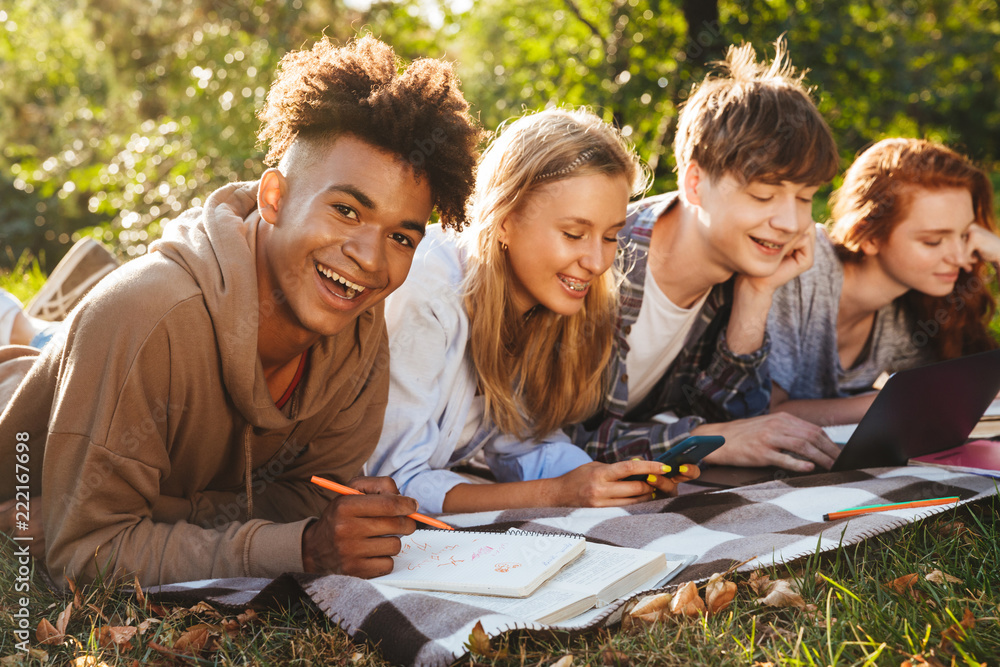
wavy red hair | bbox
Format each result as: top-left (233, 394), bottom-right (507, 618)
top-left (830, 138), bottom-right (997, 359)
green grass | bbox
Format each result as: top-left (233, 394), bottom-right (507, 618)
top-left (0, 252), bottom-right (47, 307)
top-left (1, 496), bottom-right (997, 666)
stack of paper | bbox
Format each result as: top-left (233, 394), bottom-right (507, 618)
top-left (373, 529), bottom-right (689, 625)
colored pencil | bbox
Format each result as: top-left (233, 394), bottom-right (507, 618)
top-left (822, 496), bottom-right (960, 521)
top-left (310, 475), bottom-right (454, 530)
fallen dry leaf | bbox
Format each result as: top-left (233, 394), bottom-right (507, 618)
top-left (886, 573), bottom-right (920, 596)
top-left (630, 592), bottom-right (672, 618)
top-left (36, 618), bottom-right (64, 645)
top-left (55, 601), bottom-right (73, 636)
top-left (901, 653), bottom-right (948, 667)
top-left (631, 611), bottom-right (665, 625)
top-left (133, 576), bottom-right (168, 616)
top-left (550, 657), bottom-right (573, 667)
top-left (940, 625), bottom-right (965, 645)
top-left (1, 648), bottom-right (49, 665)
top-left (467, 620), bottom-right (491, 656)
top-left (748, 571), bottom-right (771, 595)
top-left (137, 618), bottom-right (159, 635)
top-left (221, 619), bottom-right (241, 637)
top-left (756, 579), bottom-right (814, 610)
top-left (940, 608), bottom-right (977, 646)
top-left (237, 609), bottom-right (258, 625)
top-left (188, 601), bottom-right (219, 616)
top-left (599, 644), bottom-right (630, 666)
top-left (465, 620), bottom-right (507, 658)
top-left (147, 641), bottom-right (175, 659)
top-left (65, 578), bottom-right (83, 611)
top-left (624, 592), bottom-right (672, 627)
top-left (97, 626), bottom-right (138, 650)
top-left (669, 581), bottom-right (706, 616)
top-left (219, 608), bottom-right (259, 636)
top-left (173, 625), bottom-right (211, 654)
top-left (70, 657), bottom-right (111, 667)
top-left (133, 576), bottom-right (146, 607)
top-left (86, 603), bottom-right (108, 623)
top-left (934, 520), bottom-right (977, 542)
top-left (925, 569), bottom-right (963, 585)
top-left (705, 573), bottom-right (737, 615)
top-left (146, 601), bottom-right (169, 617)
top-left (757, 623), bottom-right (798, 644)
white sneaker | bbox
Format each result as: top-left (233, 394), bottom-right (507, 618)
top-left (26, 238), bottom-right (119, 321)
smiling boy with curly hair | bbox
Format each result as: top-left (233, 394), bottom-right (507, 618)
top-left (0, 35), bottom-right (481, 587)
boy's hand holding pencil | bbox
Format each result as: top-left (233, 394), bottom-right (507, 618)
top-left (301, 475), bottom-right (420, 578)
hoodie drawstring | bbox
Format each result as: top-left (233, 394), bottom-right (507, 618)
top-left (243, 425), bottom-right (254, 521)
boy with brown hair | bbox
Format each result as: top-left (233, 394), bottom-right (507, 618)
top-left (0, 35), bottom-right (480, 586)
top-left (572, 40), bottom-right (843, 473)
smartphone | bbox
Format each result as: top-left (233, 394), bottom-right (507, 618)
top-left (623, 435), bottom-right (725, 481)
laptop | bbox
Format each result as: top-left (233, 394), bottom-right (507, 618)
top-left (690, 348), bottom-right (1000, 489)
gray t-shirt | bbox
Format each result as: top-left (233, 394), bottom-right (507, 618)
top-left (768, 226), bottom-right (931, 399)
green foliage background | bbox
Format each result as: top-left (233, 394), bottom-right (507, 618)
top-left (1, 0), bottom-right (998, 270)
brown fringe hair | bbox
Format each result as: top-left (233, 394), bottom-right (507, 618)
top-left (830, 138), bottom-right (998, 359)
top-left (674, 38), bottom-right (839, 186)
top-left (462, 108), bottom-right (649, 440)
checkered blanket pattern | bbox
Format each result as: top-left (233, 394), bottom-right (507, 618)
top-left (149, 467), bottom-right (998, 666)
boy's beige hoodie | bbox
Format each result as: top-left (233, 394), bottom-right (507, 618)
top-left (0, 182), bottom-right (389, 587)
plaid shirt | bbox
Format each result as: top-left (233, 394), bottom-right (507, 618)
top-left (569, 192), bottom-right (772, 462)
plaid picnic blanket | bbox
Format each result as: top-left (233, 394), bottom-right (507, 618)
top-left (149, 467), bottom-right (998, 666)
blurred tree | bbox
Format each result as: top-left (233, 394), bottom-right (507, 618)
top-left (449, 0), bottom-right (697, 183)
top-left (0, 0), bottom-right (997, 272)
top-left (722, 0), bottom-right (1000, 164)
top-left (0, 0), bottom-right (365, 267)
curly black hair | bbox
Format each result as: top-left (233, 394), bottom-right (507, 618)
top-left (258, 35), bottom-right (481, 229)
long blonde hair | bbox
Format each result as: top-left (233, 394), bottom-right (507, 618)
top-left (462, 108), bottom-right (647, 440)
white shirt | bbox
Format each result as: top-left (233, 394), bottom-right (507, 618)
top-left (365, 226), bottom-right (592, 513)
top-left (625, 269), bottom-right (709, 411)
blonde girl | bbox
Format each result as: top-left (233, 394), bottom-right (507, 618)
top-left (367, 108), bottom-right (698, 513)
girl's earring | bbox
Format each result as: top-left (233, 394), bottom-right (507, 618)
top-left (500, 241), bottom-right (509, 252)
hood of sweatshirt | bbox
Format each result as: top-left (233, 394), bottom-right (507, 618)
top-left (152, 180), bottom-right (386, 431)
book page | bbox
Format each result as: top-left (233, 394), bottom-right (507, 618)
top-left (982, 397), bottom-right (1000, 419)
top-left (372, 530), bottom-right (585, 597)
top-left (969, 420), bottom-right (1000, 439)
top-left (422, 587), bottom-right (595, 624)
top-left (546, 542), bottom-right (663, 599)
top-left (822, 423), bottom-right (857, 444)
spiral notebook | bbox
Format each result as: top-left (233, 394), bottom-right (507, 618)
top-left (371, 530), bottom-right (585, 598)
top-left (418, 539), bottom-right (685, 624)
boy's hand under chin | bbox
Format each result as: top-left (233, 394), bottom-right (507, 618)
top-left (742, 222), bottom-right (817, 297)
top-left (726, 224), bottom-right (815, 356)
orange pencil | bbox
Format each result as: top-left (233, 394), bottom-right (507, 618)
top-left (310, 475), bottom-right (454, 531)
top-left (822, 496), bottom-right (959, 521)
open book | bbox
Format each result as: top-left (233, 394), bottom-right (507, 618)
top-left (909, 439), bottom-right (1000, 478)
top-left (416, 537), bottom-right (686, 625)
top-left (371, 530), bottom-right (585, 597)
